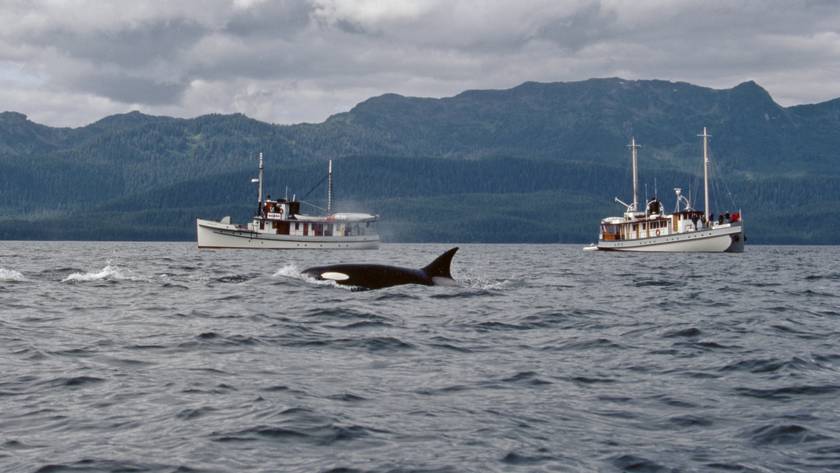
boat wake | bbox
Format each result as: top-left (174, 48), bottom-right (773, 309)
top-left (62, 264), bottom-right (142, 283)
top-left (0, 268), bottom-right (25, 282)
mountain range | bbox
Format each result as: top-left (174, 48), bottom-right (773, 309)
top-left (2, 77), bottom-right (839, 243)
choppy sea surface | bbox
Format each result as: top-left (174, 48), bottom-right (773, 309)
top-left (1, 242), bottom-right (839, 472)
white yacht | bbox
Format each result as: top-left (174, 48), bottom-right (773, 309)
top-left (587, 128), bottom-right (745, 252)
top-left (197, 154), bottom-right (379, 249)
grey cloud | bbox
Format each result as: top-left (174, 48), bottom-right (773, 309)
top-left (534, 2), bottom-right (618, 52)
top-left (26, 18), bottom-right (208, 67)
top-left (66, 72), bottom-right (186, 105)
top-left (1, 0), bottom-right (839, 126)
top-left (223, 1), bottom-right (314, 38)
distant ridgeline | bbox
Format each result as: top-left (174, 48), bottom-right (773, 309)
top-left (2, 78), bottom-right (840, 243)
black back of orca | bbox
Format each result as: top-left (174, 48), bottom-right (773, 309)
top-left (302, 247), bottom-right (459, 290)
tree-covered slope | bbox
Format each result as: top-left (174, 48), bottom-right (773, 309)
top-left (1, 78), bottom-right (839, 243)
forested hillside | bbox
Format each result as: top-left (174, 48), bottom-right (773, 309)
top-left (1, 78), bottom-right (839, 243)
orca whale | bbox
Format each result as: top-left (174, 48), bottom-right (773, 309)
top-left (302, 247), bottom-right (459, 290)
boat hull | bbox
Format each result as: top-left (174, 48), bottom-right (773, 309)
top-left (196, 219), bottom-right (379, 250)
top-left (596, 223), bottom-right (744, 253)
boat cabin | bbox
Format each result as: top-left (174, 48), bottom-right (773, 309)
top-left (600, 196), bottom-right (738, 243)
top-left (247, 198), bottom-right (376, 239)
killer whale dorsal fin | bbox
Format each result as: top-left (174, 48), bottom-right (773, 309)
top-left (422, 247), bottom-right (459, 279)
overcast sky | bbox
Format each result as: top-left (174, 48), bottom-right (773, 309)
top-left (2, 0), bottom-right (838, 127)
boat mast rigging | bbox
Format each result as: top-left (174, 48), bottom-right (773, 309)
top-left (629, 137), bottom-right (640, 212)
top-left (327, 159), bottom-right (333, 214)
top-left (700, 127), bottom-right (711, 221)
top-left (615, 137), bottom-right (642, 213)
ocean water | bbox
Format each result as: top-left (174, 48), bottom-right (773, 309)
top-left (1, 242), bottom-right (839, 473)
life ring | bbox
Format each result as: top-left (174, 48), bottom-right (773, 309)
top-left (278, 207), bottom-right (284, 214)
top-left (655, 229), bottom-right (660, 237)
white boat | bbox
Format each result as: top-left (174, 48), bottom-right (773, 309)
top-left (587, 128), bottom-right (745, 252)
top-left (197, 154), bottom-right (379, 249)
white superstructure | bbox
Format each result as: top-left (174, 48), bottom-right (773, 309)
top-left (197, 155), bottom-right (379, 250)
top-left (588, 128), bottom-right (745, 253)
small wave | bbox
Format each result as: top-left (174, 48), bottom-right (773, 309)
top-left (747, 424), bottom-right (831, 445)
top-left (649, 394), bottom-right (698, 409)
top-left (668, 414), bottom-right (713, 427)
top-left (33, 459), bottom-right (194, 473)
top-left (176, 406), bottom-right (217, 420)
top-left (285, 335), bottom-right (414, 353)
top-left (480, 371), bottom-right (552, 388)
top-left (735, 384), bottom-right (840, 400)
top-left (663, 327), bottom-right (702, 338)
top-left (212, 421), bottom-right (376, 445)
top-left (610, 454), bottom-right (669, 472)
top-left (353, 336), bottom-right (414, 352)
top-left (719, 356), bottom-right (825, 374)
top-left (3, 439), bottom-right (40, 450)
top-left (0, 268), bottom-right (25, 282)
top-left (502, 371), bottom-right (551, 384)
top-left (557, 337), bottom-right (623, 351)
top-left (634, 278), bottom-right (682, 288)
top-left (330, 320), bottom-right (392, 330)
top-left (301, 306), bottom-right (391, 324)
top-left (416, 384), bottom-right (471, 396)
top-left (804, 272), bottom-right (840, 281)
top-left (213, 274), bottom-right (258, 284)
top-left (183, 332), bottom-right (262, 348)
top-left (37, 376), bottom-right (105, 389)
top-left (161, 282), bottom-right (190, 290)
top-left (61, 264), bottom-right (140, 283)
top-left (428, 342), bottom-right (473, 353)
top-left (430, 289), bottom-right (501, 300)
top-left (325, 392), bottom-right (368, 402)
top-left (703, 461), bottom-right (761, 471)
top-left (471, 321), bottom-right (532, 332)
top-left (501, 450), bottom-right (555, 465)
top-left (798, 289), bottom-right (838, 298)
top-left (770, 324), bottom-right (821, 339)
top-left (567, 376), bottom-right (616, 385)
top-left (372, 292), bottom-right (422, 301)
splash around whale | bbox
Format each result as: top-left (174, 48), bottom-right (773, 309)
top-left (302, 247), bottom-right (459, 290)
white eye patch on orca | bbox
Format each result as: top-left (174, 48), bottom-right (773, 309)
top-left (320, 272), bottom-right (350, 281)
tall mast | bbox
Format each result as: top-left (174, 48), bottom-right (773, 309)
top-left (628, 137), bottom-right (640, 211)
top-left (258, 152), bottom-right (264, 206)
top-left (327, 159), bottom-right (333, 214)
top-left (700, 127), bottom-right (711, 221)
